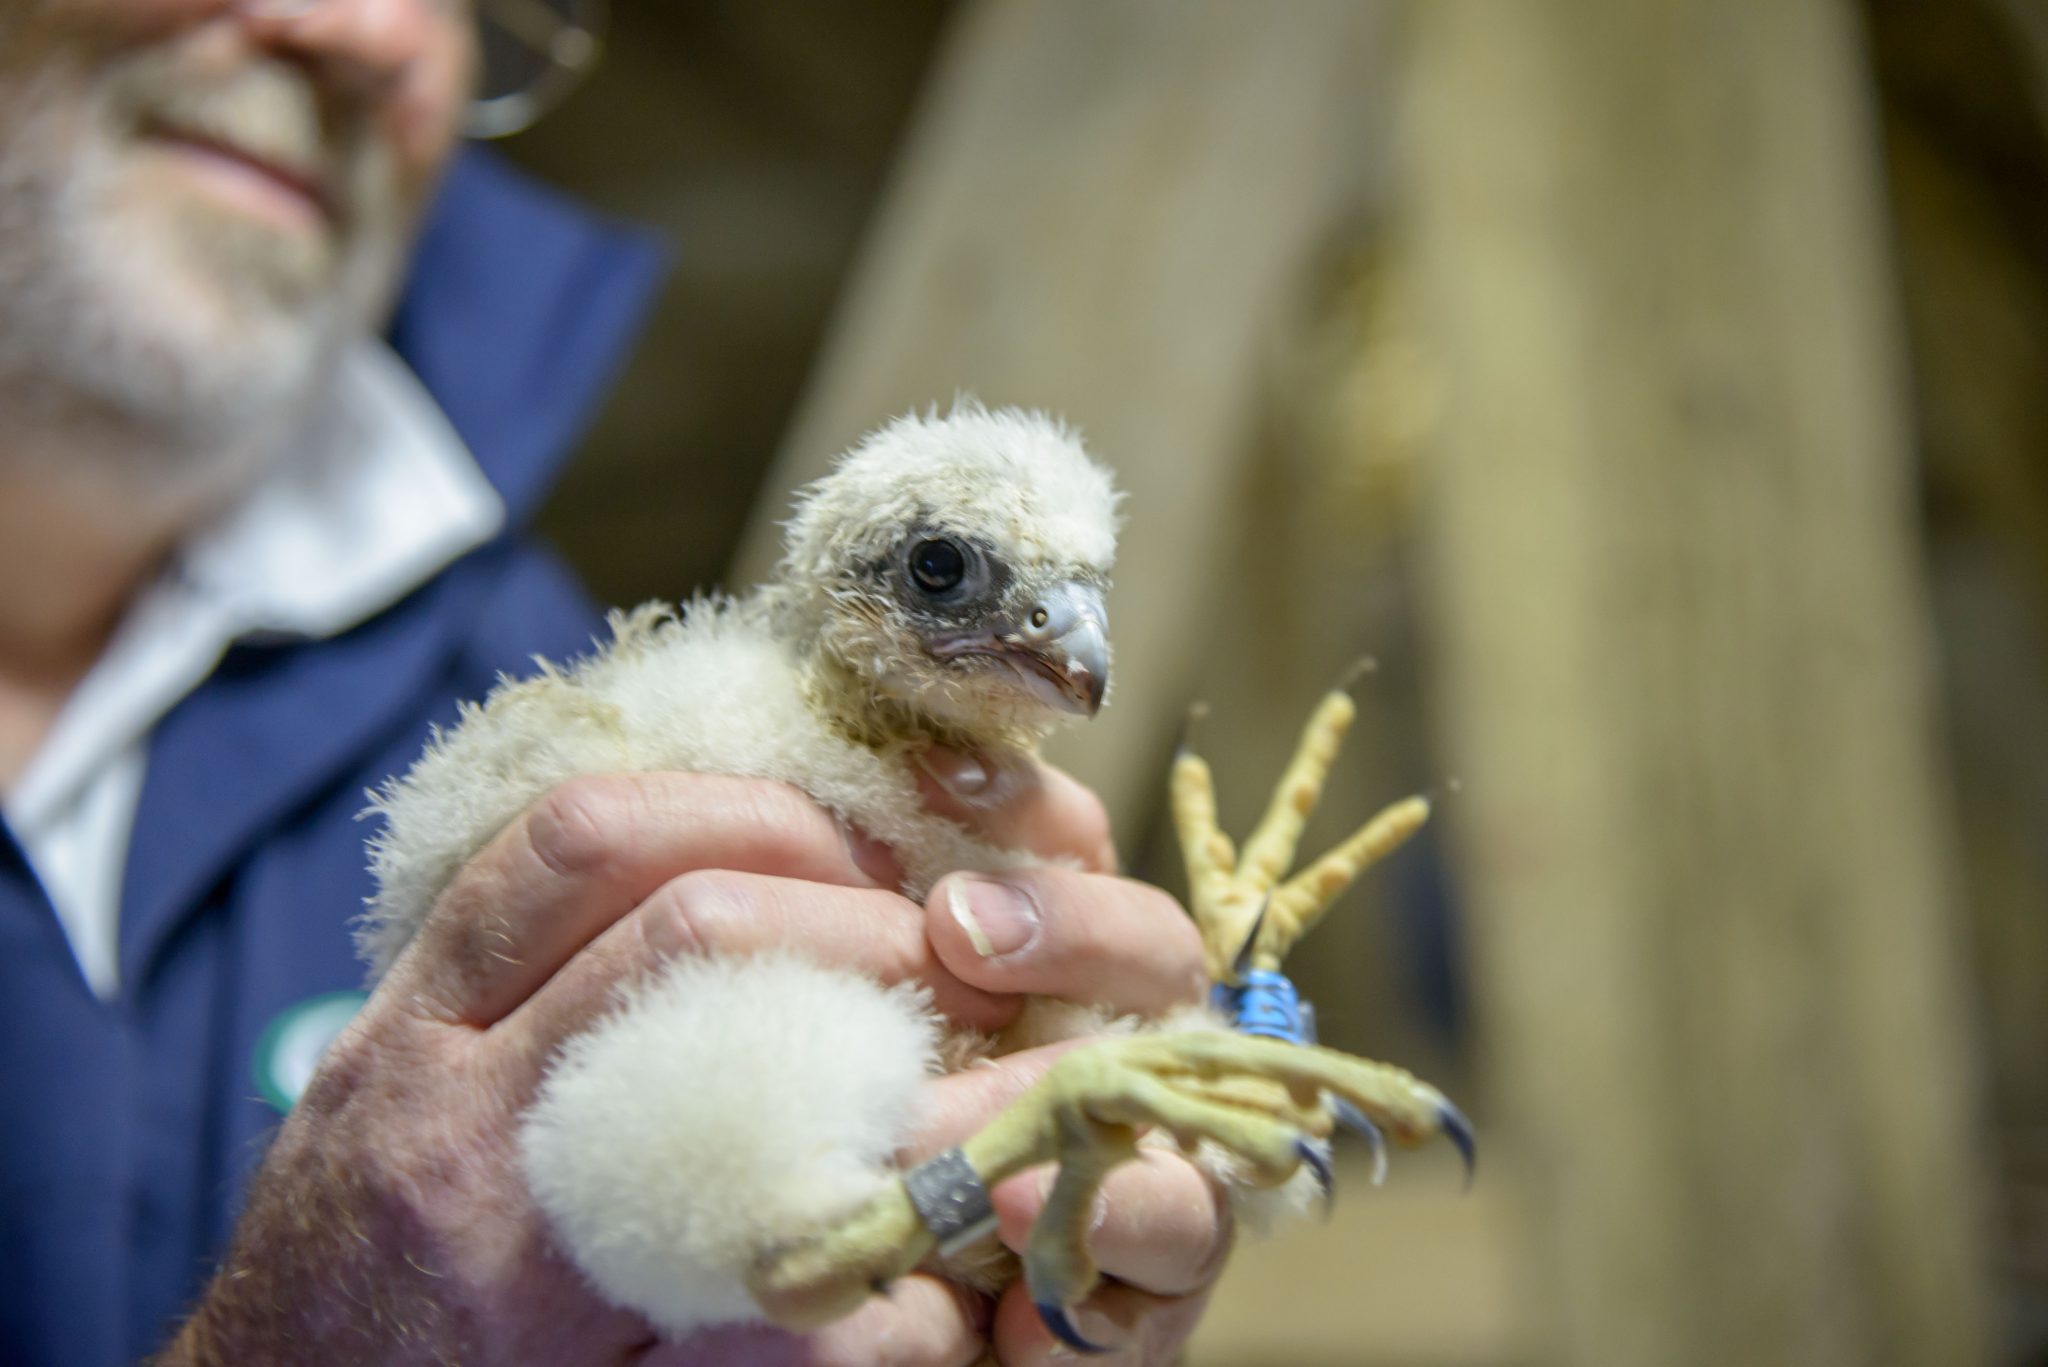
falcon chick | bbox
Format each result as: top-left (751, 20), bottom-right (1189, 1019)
top-left (361, 401), bottom-right (1467, 1351)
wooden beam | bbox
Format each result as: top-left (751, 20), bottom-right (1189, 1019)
top-left (1404, 3), bottom-right (1994, 1365)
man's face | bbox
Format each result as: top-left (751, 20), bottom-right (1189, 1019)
top-left (0, 0), bottom-right (477, 442)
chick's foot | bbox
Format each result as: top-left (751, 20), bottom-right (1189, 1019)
top-left (748, 1030), bottom-right (1467, 1354)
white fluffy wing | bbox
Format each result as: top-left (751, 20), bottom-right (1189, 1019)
top-left (520, 952), bottom-right (941, 1340)
top-left (360, 599), bottom-right (1014, 976)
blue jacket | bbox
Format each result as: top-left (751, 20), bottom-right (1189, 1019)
top-left (0, 150), bottom-right (665, 1366)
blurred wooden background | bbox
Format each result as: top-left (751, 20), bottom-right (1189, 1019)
top-left (504, 2), bottom-right (2048, 1362)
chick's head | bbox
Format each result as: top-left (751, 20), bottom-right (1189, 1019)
top-left (777, 401), bottom-right (1122, 748)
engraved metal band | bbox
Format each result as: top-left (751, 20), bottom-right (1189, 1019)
top-left (902, 1147), bottom-right (998, 1257)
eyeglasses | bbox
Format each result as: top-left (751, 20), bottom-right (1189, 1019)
top-left (235, 0), bottom-right (608, 140)
top-left (467, 0), bottom-right (606, 139)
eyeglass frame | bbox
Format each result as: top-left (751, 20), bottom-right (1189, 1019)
top-left (465, 0), bottom-right (605, 140)
top-left (234, 0), bottom-right (607, 140)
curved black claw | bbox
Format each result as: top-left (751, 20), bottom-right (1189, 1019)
top-left (1295, 1137), bottom-right (1337, 1218)
top-left (1330, 1098), bottom-right (1389, 1187)
top-left (1036, 1302), bottom-right (1113, 1355)
top-left (1439, 1099), bottom-right (1477, 1190)
top-left (1228, 898), bottom-right (1270, 982)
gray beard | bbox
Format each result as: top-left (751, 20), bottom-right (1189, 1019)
top-left (0, 43), bottom-right (406, 483)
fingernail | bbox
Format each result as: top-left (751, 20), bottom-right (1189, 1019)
top-left (917, 745), bottom-right (993, 801)
top-left (839, 822), bottom-right (901, 888)
top-left (945, 876), bottom-right (1039, 957)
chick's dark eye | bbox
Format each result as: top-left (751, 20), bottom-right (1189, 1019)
top-left (909, 538), bottom-right (967, 594)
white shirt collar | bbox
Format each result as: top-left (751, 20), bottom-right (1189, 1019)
top-left (173, 340), bottom-right (507, 642)
top-left (6, 338), bottom-right (504, 994)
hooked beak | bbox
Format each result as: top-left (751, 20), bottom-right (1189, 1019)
top-left (933, 580), bottom-right (1111, 716)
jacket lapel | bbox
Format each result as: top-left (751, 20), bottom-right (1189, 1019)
top-left (116, 559), bottom-right (486, 990)
top-left (390, 149), bottom-right (668, 522)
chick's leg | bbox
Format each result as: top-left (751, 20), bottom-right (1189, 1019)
top-left (1172, 683), bottom-right (1470, 1205)
top-left (749, 684), bottom-right (1470, 1351)
top-left (746, 1031), bottom-right (1465, 1351)
top-left (1174, 679), bottom-right (1429, 979)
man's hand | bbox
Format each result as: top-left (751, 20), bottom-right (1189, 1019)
top-left (913, 754), bottom-right (1230, 1365)
top-left (160, 764), bottom-right (1228, 1366)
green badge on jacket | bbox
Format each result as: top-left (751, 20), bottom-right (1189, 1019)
top-left (253, 991), bottom-right (369, 1112)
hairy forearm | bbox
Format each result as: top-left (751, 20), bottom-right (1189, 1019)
top-left (150, 1130), bottom-right (471, 1367)
top-left (146, 1057), bottom-right (497, 1367)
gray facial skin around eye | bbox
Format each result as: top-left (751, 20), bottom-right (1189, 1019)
top-left (891, 530), bottom-right (1014, 633)
top-left (881, 527), bottom-right (1112, 717)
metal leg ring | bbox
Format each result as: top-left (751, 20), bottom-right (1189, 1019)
top-left (903, 1146), bottom-right (999, 1258)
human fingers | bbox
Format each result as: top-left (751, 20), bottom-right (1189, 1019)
top-left (643, 1274), bottom-right (989, 1367)
top-left (492, 869), bottom-right (1020, 1090)
top-left (803, 1275), bottom-right (991, 1367)
top-left (387, 772), bottom-right (890, 1026)
top-left (900, 1047), bottom-right (1225, 1361)
top-left (991, 1148), bottom-right (1232, 1298)
top-left (991, 1277), bottom-right (1214, 1365)
top-left (914, 1052), bottom-right (1230, 1296)
top-left (924, 867), bottom-right (1207, 1017)
top-left (915, 749), bottom-right (1118, 874)
top-left (900, 1040), bottom-right (1089, 1158)
top-left (903, 1042), bottom-right (1226, 1289)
